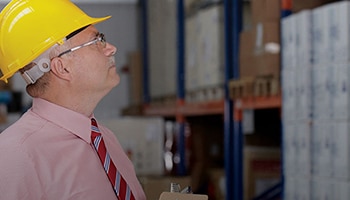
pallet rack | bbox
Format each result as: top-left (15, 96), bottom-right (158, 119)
top-left (140, 0), bottom-right (291, 199)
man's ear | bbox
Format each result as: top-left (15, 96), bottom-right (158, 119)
top-left (50, 58), bottom-right (72, 81)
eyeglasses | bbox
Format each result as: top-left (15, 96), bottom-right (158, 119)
top-left (57, 33), bottom-right (106, 57)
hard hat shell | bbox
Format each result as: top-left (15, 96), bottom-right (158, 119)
top-left (0, 0), bottom-right (111, 82)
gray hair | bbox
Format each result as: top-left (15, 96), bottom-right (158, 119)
top-left (21, 41), bottom-right (72, 97)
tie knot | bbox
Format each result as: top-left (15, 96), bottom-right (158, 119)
top-left (91, 118), bottom-right (98, 126)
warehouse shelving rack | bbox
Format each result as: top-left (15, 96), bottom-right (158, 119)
top-left (141, 0), bottom-right (227, 177)
top-left (140, 0), bottom-right (290, 199)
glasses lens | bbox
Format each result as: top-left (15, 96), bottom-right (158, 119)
top-left (99, 33), bottom-right (106, 47)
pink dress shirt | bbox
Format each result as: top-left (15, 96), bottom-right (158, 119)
top-left (0, 98), bottom-right (146, 200)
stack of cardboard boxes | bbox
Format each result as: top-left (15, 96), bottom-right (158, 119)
top-left (239, 0), bottom-right (281, 79)
top-left (282, 1), bottom-right (350, 199)
top-left (185, 3), bottom-right (225, 102)
top-left (239, 0), bottom-right (336, 79)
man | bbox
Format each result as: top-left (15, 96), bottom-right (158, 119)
top-left (0, 0), bottom-right (146, 199)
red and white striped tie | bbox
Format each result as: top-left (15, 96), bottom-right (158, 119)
top-left (91, 118), bottom-right (135, 200)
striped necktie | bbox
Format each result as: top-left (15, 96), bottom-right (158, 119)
top-left (91, 118), bottom-right (135, 200)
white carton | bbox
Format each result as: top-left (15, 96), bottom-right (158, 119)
top-left (319, 120), bottom-right (332, 178)
top-left (283, 176), bottom-right (296, 200)
top-left (295, 121), bottom-right (312, 177)
top-left (197, 4), bottom-right (224, 88)
top-left (327, 1), bottom-right (350, 63)
top-left (312, 120), bottom-right (332, 177)
top-left (331, 180), bottom-right (350, 199)
top-left (283, 122), bottom-right (296, 176)
top-left (295, 66), bottom-right (312, 120)
top-left (311, 120), bottom-right (319, 176)
top-left (148, 0), bottom-right (177, 98)
top-left (332, 120), bottom-right (350, 180)
top-left (311, 5), bottom-right (330, 65)
top-left (281, 14), bottom-right (297, 70)
top-left (312, 65), bottom-right (332, 120)
top-left (281, 69), bottom-right (296, 122)
top-left (100, 117), bottom-right (165, 176)
top-left (295, 10), bottom-right (313, 66)
top-left (185, 14), bottom-right (200, 91)
top-left (311, 177), bottom-right (332, 200)
top-left (333, 63), bottom-right (350, 120)
top-left (328, 63), bottom-right (336, 119)
top-left (295, 177), bottom-right (311, 200)
top-left (293, 11), bottom-right (313, 121)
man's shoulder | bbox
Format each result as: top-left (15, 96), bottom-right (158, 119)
top-left (0, 111), bottom-right (46, 146)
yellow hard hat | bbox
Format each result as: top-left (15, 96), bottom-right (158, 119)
top-left (0, 0), bottom-right (111, 83)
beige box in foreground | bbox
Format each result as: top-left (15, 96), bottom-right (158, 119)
top-left (139, 176), bottom-right (192, 200)
top-left (100, 117), bottom-right (165, 176)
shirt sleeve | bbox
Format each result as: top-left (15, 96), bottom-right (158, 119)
top-left (0, 145), bottom-right (43, 199)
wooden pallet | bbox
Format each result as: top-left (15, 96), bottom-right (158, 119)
top-left (229, 77), bottom-right (255, 99)
top-left (150, 95), bottom-right (177, 106)
top-left (253, 75), bottom-right (280, 97)
top-left (229, 76), bottom-right (280, 99)
top-left (186, 85), bottom-right (224, 103)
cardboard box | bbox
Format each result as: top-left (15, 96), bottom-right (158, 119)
top-left (128, 51), bottom-right (143, 106)
top-left (243, 146), bottom-right (281, 200)
top-left (253, 22), bottom-right (280, 55)
top-left (239, 30), bottom-right (256, 78)
top-left (254, 22), bottom-right (280, 77)
top-left (240, 22), bottom-right (280, 78)
top-left (100, 117), bottom-right (165, 176)
top-left (159, 192), bottom-right (208, 200)
top-left (240, 29), bottom-right (255, 58)
top-left (139, 176), bottom-right (192, 200)
top-left (254, 54), bottom-right (280, 77)
top-left (251, 0), bottom-right (281, 24)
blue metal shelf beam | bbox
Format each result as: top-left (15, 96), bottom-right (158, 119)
top-left (224, 0), bottom-right (243, 199)
top-left (177, 0), bottom-right (185, 100)
top-left (223, 0), bottom-right (234, 198)
top-left (176, 0), bottom-right (186, 176)
top-left (141, 0), bottom-right (150, 104)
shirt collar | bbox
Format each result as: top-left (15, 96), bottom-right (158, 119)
top-left (31, 98), bottom-right (93, 144)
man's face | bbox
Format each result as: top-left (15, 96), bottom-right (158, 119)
top-left (65, 25), bottom-right (120, 97)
